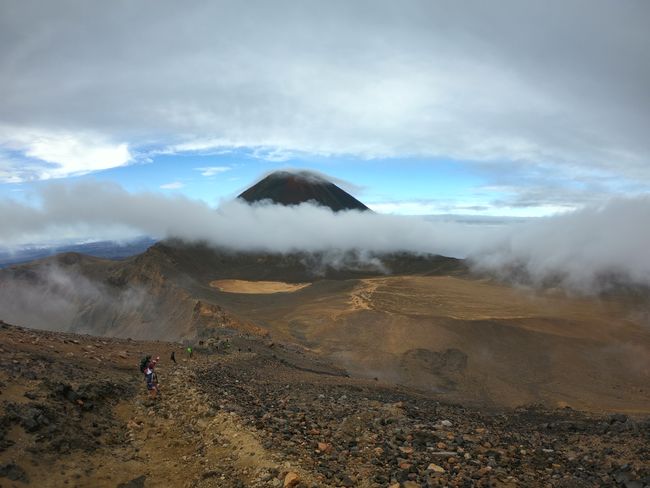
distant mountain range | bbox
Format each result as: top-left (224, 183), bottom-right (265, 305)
top-left (0, 237), bottom-right (157, 268)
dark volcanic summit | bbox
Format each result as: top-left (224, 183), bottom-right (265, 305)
top-left (238, 171), bottom-right (369, 212)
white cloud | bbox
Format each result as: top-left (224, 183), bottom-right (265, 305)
top-left (0, 0), bottom-right (647, 194)
top-left (195, 166), bottom-right (231, 177)
top-left (165, 139), bottom-right (236, 154)
top-left (1, 180), bottom-right (649, 292)
top-left (369, 201), bottom-right (453, 216)
top-left (160, 181), bottom-right (184, 189)
top-left (368, 200), bottom-right (569, 218)
top-left (0, 126), bottom-right (131, 182)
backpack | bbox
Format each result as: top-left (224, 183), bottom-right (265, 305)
top-left (139, 355), bottom-right (151, 373)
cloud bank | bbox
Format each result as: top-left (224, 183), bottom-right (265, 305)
top-left (1, 0), bottom-right (649, 189)
top-left (1, 181), bottom-right (649, 291)
top-left (0, 261), bottom-right (149, 335)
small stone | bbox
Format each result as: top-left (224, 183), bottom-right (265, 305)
top-left (427, 463), bottom-right (445, 473)
top-left (402, 482), bottom-right (420, 488)
top-left (283, 472), bottom-right (300, 488)
top-left (429, 451), bottom-right (457, 457)
top-left (440, 420), bottom-right (452, 427)
top-left (317, 442), bottom-right (332, 453)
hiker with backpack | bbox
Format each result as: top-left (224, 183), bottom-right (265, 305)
top-left (140, 355), bottom-right (160, 399)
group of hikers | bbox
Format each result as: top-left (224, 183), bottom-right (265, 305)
top-left (139, 346), bottom-right (194, 399)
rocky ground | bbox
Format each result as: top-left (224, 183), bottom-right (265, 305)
top-left (0, 320), bottom-right (648, 487)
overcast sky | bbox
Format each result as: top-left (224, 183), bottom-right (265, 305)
top-left (2, 0), bottom-right (650, 290)
top-left (1, 0), bottom-right (649, 216)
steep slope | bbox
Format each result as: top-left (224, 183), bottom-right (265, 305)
top-left (1, 321), bottom-right (648, 488)
top-left (0, 249), bottom-right (259, 342)
top-left (238, 170), bottom-right (370, 211)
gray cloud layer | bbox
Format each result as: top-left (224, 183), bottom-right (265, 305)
top-left (1, 0), bottom-right (649, 189)
top-left (0, 263), bottom-right (149, 334)
top-left (1, 181), bottom-right (649, 291)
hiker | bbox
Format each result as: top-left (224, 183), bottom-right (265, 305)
top-left (170, 351), bottom-right (176, 363)
top-left (187, 346), bottom-right (193, 358)
top-left (144, 356), bottom-right (160, 399)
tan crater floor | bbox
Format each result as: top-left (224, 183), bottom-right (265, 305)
top-left (210, 279), bottom-right (312, 294)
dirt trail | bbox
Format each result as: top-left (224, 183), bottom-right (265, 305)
top-left (348, 279), bottom-right (383, 312)
top-left (112, 361), bottom-right (316, 487)
top-left (0, 323), bottom-right (316, 488)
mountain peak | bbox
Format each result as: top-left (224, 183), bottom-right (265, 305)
top-left (238, 170), bottom-right (369, 212)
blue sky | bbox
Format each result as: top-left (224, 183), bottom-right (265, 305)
top-left (103, 152), bottom-right (493, 214)
top-left (0, 149), bottom-right (582, 218)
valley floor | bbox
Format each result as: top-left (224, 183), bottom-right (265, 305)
top-left (0, 322), bottom-right (648, 488)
